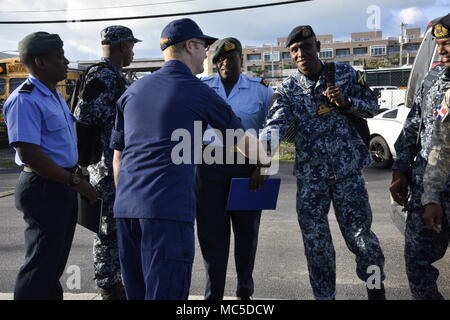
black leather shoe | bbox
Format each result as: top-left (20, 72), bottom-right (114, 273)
top-left (100, 282), bottom-right (127, 300)
top-left (367, 283), bottom-right (386, 300)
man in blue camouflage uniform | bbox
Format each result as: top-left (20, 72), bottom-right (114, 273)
top-left (259, 25), bottom-right (386, 300)
top-left (74, 25), bottom-right (141, 300)
top-left (422, 88), bottom-right (450, 235)
top-left (390, 14), bottom-right (450, 300)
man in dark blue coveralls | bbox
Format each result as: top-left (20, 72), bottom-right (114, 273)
top-left (110, 18), bottom-right (244, 300)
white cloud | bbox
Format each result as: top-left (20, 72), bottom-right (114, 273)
top-left (397, 7), bottom-right (427, 25)
top-left (0, 0), bottom-right (443, 61)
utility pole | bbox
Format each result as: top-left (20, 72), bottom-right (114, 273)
top-left (399, 22), bottom-right (407, 67)
top-left (270, 46), bottom-right (274, 78)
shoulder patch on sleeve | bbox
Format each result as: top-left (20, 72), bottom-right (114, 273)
top-left (260, 78), bottom-right (270, 87)
top-left (356, 70), bottom-right (367, 87)
top-left (440, 88), bottom-right (450, 122)
top-left (354, 70), bottom-right (375, 96)
top-left (19, 83), bottom-right (35, 94)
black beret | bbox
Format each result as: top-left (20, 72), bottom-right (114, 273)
top-left (432, 13), bottom-right (450, 39)
top-left (18, 32), bottom-right (63, 58)
top-left (286, 25), bottom-right (315, 47)
top-left (212, 37), bottom-right (242, 64)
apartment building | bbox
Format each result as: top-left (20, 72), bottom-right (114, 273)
top-left (204, 28), bottom-right (423, 79)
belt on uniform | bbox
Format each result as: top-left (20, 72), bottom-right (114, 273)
top-left (23, 166), bottom-right (78, 173)
top-left (202, 144), bottom-right (240, 153)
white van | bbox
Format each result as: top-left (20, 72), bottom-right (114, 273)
top-left (377, 88), bottom-right (407, 110)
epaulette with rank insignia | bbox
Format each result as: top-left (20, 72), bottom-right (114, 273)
top-left (19, 83), bottom-right (35, 94)
top-left (260, 78), bottom-right (270, 87)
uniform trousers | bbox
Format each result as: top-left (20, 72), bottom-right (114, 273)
top-left (296, 174), bottom-right (385, 300)
top-left (14, 171), bottom-right (78, 300)
top-left (195, 159), bottom-right (261, 300)
top-left (92, 176), bottom-right (122, 289)
top-left (404, 156), bottom-right (450, 300)
top-left (116, 218), bottom-right (194, 300)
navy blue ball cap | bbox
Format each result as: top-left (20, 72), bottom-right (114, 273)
top-left (160, 18), bottom-right (217, 51)
top-left (101, 25), bottom-right (142, 45)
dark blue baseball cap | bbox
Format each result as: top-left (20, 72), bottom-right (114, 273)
top-left (160, 18), bottom-right (217, 51)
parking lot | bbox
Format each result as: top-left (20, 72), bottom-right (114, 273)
top-left (1, 159), bottom-right (449, 300)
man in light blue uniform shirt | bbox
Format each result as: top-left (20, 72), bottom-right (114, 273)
top-left (196, 37), bottom-right (273, 300)
top-left (3, 32), bottom-right (97, 300)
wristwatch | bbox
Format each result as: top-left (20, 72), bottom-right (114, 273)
top-left (68, 172), bottom-right (81, 187)
top-left (256, 161), bottom-right (271, 169)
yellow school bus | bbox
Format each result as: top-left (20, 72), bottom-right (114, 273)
top-left (0, 57), bottom-right (82, 101)
top-left (0, 57), bottom-right (82, 143)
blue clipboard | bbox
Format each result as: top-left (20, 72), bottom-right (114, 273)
top-left (226, 178), bottom-right (281, 211)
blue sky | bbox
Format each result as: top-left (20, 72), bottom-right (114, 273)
top-left (0, 0), bottom-right (448, 61)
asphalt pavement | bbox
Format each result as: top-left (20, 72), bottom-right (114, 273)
top-left (1, 152), bottom-right (450, 300)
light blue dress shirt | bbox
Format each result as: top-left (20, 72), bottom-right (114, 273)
top-left (201, 74), bottom-right (274, 146)
top-left (3, 75), bottom-right (78, 167)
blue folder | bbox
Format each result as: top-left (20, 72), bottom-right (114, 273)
top-left (226, 178), bottom-right (281, 211)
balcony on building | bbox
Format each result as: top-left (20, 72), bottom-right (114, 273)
top-left (319, 48), bottom-right (333, 59)
top-left (353, 47), bottom-right (368, 56)
top-left (351, 31), bottom-right (382, 42)
top-left (335, 48), bottom-right (350, 58)
top-left (371, 45), bottom-right (387, 56)
top-left (246, 53), bottom-right (262, 63)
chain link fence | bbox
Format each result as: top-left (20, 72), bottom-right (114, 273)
top-left (365, 68), bottom-right (411, 88)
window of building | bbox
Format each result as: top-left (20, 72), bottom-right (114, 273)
top-left (353, 47), bottom-right (368, 56)
top-left (319, 48), bottom-right (333, 59)
top-left (263, 51), bottom-right (280, 62)
top-left (283, 62), bottom-right (296, 69)
top-left (353, 60), bottom-right (363, 66)
top-left (247, 66), bottom-right (259, 72)
top-left (371, 45), bottom-right (386, 56)
top-left (335, 48), bottom-right (350, 57)
top-left (388, 45), bottom-right (400, 54)
top-left (281, 52), bottom-right (291, 61)
top-left (405, 44), bottom-right (420, 53)
top-left (247, 53), bottom-right (262, 62)
top-left (264, 64), bottom-right (280, 71)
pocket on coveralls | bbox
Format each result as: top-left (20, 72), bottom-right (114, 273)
top-left (163, 244), bottom-right (194, 299)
